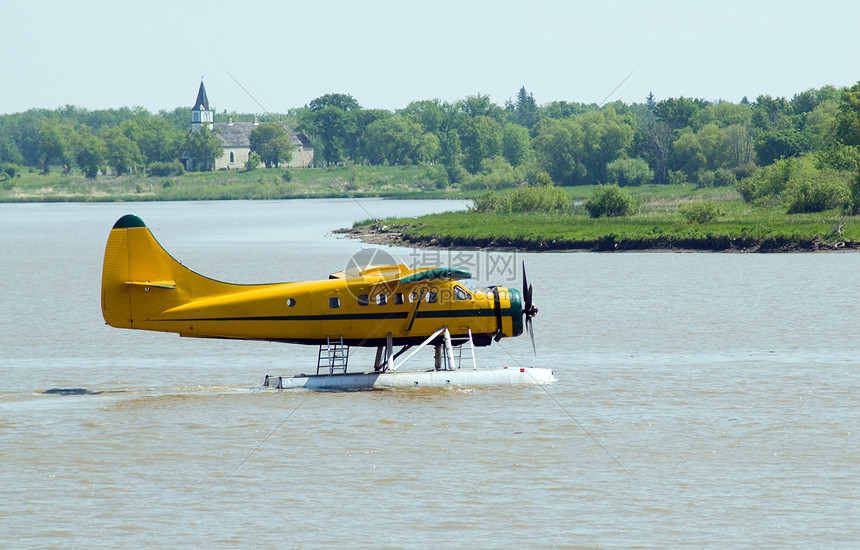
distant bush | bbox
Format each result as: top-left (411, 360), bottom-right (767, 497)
top-left (697, 170), bottom-right (715, 189)
top-left (281, 168), bottom-right (293, 182)
top-left (737, 155), bottom-right (851, 212)
top-left (816, 143), bottom-right (860, 171)
top-left (584, 184), bottom-right (637, 217)
top-left (668, 170), bottom-right (687, 185)
top-left (679, 200), bottom-right (721, 223)
top-left (149, 161), bottom-right (184, 177)
top-left (471, 184), bottom-right (569, 214)
top-left (245, 153), bottom-right (262, 171)
top-left (785, 172), bottom-right (847, 213)
top-left (714, 167), bottom-right (735, 187)
top-left (529, 170), bottom-right (554, 187)
top-left (845, 170), bottom-right (860, 215)
top-left (2, 162), bottom-right (19, 180)
top-left (605, 157), bottom-right (653, 186)
top-left (1, 162), bottom-right (19, 189)
top-left (420, 164), bottom-right (449, 189)
top-left (462, 156), bottom-right (525, 190)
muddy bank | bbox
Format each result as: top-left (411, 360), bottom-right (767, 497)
top-left (338, 224), bottom-right (858, 253)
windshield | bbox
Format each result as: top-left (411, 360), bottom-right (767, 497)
top-left (459, 279), bottom-right (477, 292)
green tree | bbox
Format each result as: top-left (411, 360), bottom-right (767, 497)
top-left (751, 94), bottom-right (792, 130)
top-left (439, 129), bottom-right (462, 182)
top-left (101, 126), bottom-right (142, 174)
top-left (39, 120), bottom-right (73, 173)
top-left (580, 107), bottom-right (635, 182)
top-left (308, 93), bottom-right (361, 112)
top-left (654, 97), bottom-right (703, 131)
top-left (352, 109), bottom-right (392, 161)
top-left (501, 123), bottom-right (532, 167)
top-left (362, 115), bottom-right (424, 165)
top-left (755, 125), bottom-right (806, 165)
top-left (74, 129), bottom-right (107, 178)
top-left (301, 105), bottom-right (354, 165)
top-left (120, 117), bottom-right (183, 166)
top-left (723, 124), bottom-right (755, 169)
top-left (249, 123), bottom-right (293, 168)
top-left (510, 87), bottom-right (539, 128)
top-left (457, 94), bottom-right (505, 122)
top-left (532, 116), bottom-right (587, 185)
top-left (400, 100), bottom-right (445, 134)
top-left (460, 115), bottom-right (503, 173)
top-left (184, 127), bottom-right (224, 171)
top-left (804, 98), bottom-right (840, 151)
top-left (635, 113), bottom-right (672, 183)
top-left (836, 82), bottom-right (860, 146)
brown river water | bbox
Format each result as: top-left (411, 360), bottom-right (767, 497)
top-left (1, 200), bottom-right (857, 548)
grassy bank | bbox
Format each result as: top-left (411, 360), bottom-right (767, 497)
top-left (5, 166), bottom-right (857, 252)
top-left (0, 165), bottom-right (476, 202)
top-left (352, 186), bottom-right (859, 252)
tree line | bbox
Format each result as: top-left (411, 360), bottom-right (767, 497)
top-left (2, 84), bottom-right (860, 212)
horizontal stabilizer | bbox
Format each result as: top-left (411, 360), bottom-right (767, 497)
top-left (125, 280), bottom-right (176, 289)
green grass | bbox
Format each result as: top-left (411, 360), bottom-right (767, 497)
top-left (5, 166), bottom-right (857, 251)
top-left (362, 188), bottom-right (858, 251)
top-left (0, 165), bottom-right (473, 202)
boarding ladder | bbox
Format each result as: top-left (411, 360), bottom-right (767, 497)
top-left (317, 336), bottom-right (349, 375)
top-left (444, 344), bottom-right (463, 370)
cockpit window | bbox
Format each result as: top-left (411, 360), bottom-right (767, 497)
top-left (454, 285), bottom-right (471, 300)
top-left (459, 279), bottom-right (477, 293)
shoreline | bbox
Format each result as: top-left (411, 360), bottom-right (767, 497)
top-left (337, 224), bottom-right (858, 253)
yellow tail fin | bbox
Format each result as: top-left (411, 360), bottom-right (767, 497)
top-left (100, 215), bottom-right (232, 330)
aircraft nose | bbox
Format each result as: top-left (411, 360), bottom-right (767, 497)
top-left (508, 287), bottom-right (525, 337)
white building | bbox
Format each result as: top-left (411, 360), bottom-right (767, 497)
top-left (185, 81), bottom-right (313, 171)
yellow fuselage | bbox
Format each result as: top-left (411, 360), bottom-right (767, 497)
top-left (101, 215), bottom-right (523, 347)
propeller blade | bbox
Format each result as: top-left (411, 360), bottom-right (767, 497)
top-left (522, 261), bottom-right (537, 358)
top-left (522, 262), bottom-right (532, 312)
top-left (527, 318), bottom-right (536, 357)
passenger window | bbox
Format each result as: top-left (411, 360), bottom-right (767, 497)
top-left (375, 294), bottom-right (387, 305)
top-left (357, 294), bottom-right (369, 306)
top-left (329, 297), bottom-right (340, 309)
top-left (409, 291), bottom-right (419, 303)
top-left (286, 298), bottom-right (296, 307)
top-left (454, 286), bottom-right (470, 300)
top-left (393, 293), bottom-right (404, 305)
top-left (426, 290), bottom-right (437, 303)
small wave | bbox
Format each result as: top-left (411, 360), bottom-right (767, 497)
top-left (42, 388), bottom-right (103, 396)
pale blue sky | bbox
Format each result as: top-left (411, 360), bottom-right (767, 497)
top-left (3, 0), bottom-right (859, 115)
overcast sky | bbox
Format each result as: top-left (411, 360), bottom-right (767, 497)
top-left (3, 0), bottom-right (859, 115)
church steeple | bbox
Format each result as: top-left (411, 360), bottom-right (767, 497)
top-left (191, 79), bottom-right (213, 131)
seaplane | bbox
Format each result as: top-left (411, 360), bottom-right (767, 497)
top-left (101, 214), bottom-right (553, 390)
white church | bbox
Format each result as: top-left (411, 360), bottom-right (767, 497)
top-left (185, 81), bottom-right (313, 171)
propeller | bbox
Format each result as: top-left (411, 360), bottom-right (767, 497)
top-left (522, 261), bottom-right (538, 357)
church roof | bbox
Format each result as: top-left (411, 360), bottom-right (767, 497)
top-left (213, 122), bottom-right (307, 148)
top-left (192, 81), bottom-right (210, 111)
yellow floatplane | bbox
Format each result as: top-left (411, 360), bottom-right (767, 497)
top-left (101, 215), bottom-right (553, 389)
